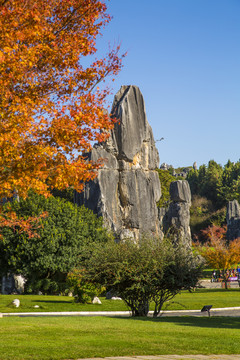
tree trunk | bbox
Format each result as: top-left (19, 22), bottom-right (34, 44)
top-left (222, 271), bottom-right (229, 289)
top-left (132, 301), bottom-right (149, 317)
top-left (153, 301), bottom-right (164, 318)
top-left (224, 280), bottom-right (228, 289)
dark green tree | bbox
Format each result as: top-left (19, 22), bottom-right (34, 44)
top-left (187, 169), bottom-right (199, 195)
top-left (0, 193), bottom-right (111, 293)
top-left (217, 160), bottom-right (240, 205)
top-left (86, 237), bottom-right (204, 317)
top-left (187, 161), bottom-right (223, 208)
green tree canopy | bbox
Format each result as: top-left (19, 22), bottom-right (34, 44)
top-left (86, 236), bottom-right (204, 317)
top-left (187, 160), bottom-right (240, 208)
top-left (0, 193), bottom-right (111, 293)
top-left (217, 161), bottom-right (240, 205)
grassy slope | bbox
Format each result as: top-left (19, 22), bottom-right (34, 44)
top-left (0, 316), bottom-right (240, 360)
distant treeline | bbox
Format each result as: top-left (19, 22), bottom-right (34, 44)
top-left (187, 160), bottom-right (240, 209)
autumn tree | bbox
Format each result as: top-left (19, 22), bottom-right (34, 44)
top-left (0, 0), bottom-right (123, 204)
top-left (194, 224), bottom-right (240, 289)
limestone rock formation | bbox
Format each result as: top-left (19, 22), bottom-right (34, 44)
top-left (161, 180), bottom-right (192, 245)
top-left (1, 274), bottom-right (25, 294)
top-left (170, 180), bottom-right (191, 203)
top-left (226, 200), bottom-right (240, 240)
top-left (75, 85), bottom-right (162, 241)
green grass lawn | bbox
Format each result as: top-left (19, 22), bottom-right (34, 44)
top-left (0, 316), bottom-right (239, 360)
top-left (1, 288), bottom-right (240, 313)
top-left (0, 294), bottom-right (128, 313)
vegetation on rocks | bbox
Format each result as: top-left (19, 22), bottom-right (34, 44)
top-left (156, 169), bottom-right (176, 208)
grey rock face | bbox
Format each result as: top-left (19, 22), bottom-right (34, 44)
top-left (170, 180), bottom-right (191, 203)
top-left (227, 199), bottom-right (240, 220)
top-left (109, 85), bottom-right (159, 169)
top-left (1, 274), bottom-right (25, 294)
top-left (75, 85), bottom-right (162, 241)
top-left (226, 200), bottom-right (240, 240)
top-left (161, 180), bottom-right (192, 245)
top-left (75, 86), bottom-right (192, 245)
top-left (160, 163), bottom-right (170, 170)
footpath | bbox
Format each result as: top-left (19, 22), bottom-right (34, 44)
top-left (2, 307), bottom-right (240, 317)
top-left (72, 356), bottom-right (240, 360)
top-left (199, 279), bottom-right (239, 289)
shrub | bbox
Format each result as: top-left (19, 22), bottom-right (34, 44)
top-left (67, 269), bottom-right (105, 303)
top-left (86, 236), bottom-right (204, 317)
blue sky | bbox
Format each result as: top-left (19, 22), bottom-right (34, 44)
top-left (96, 0), bottom-right (240, 168)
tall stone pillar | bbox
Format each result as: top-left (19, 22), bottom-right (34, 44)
top-left (226, 199), bottom-right (240, 240)
top-left (161, 180), bottom-right (192, 245)
top-left (75, 85), bottom-right (162, 241)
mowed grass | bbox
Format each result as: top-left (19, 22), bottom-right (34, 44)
top-left (162, 288), bottom-right (240, 310)
top-left (0, 316), bottom-right (240, 360)
top-left (1, 288), bottom-right (240, 313)
top-left (0, 294), bottom-right (129, 313)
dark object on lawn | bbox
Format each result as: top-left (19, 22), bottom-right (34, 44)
top-left (201, 305), bottom-right (212, 317)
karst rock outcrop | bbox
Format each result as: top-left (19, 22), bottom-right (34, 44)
top-left (226, 199), bottom-right (240, 240)
top-left (75, 85), bottom-right (162, 241)
top-left (75, 85), bottom-right (192, 244)
top-left (160, 180), bottom-right (192, 245)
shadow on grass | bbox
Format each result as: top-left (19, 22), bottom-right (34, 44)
top-left (112, 316), bottom-right (240, 329)
top-left (31, 300), bottom-right (73, 304)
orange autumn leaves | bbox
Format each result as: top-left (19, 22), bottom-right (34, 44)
top-left (194, 225), bottom-right (240, 272)
top-left (0, 0), bottom-right (123, 200)
top-left (0, 206), bottom-right (47, 238)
